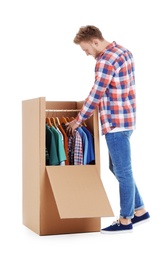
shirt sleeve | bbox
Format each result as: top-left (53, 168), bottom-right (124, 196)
top-left (75, 59), bottom-right (114, 124)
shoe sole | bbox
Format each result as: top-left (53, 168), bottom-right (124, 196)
top-left (132, 218), bottom-right (150, 227)
top-left (101, 229), bottom-right (133, 235)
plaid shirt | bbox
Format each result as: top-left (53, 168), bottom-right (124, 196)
top-left (76, 41), bottom-right (136, 135)
top-left (68, 130), bottom-right (83, 165)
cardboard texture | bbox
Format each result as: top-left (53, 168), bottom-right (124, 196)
top-left (22, 97), bottom-right (114, 236)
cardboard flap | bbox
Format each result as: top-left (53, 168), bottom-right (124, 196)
top-left (46, 165), bottom-right (114, 219)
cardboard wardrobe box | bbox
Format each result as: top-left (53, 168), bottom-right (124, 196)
top-left (22, 97), bottom-right (114, 236)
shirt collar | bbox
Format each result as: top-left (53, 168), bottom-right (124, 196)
top-left (96, 41), bottom-right (116, 60)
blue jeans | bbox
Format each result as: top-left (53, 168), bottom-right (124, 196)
top-left (105, 130), bottom-right (144, 219)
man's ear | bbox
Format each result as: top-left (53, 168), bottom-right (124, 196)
top-left (91, 38), bottom-right (99, 47)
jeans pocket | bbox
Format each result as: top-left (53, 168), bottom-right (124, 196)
top-left (121, 130), bottom-right (133, 138)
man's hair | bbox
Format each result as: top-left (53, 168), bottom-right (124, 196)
top-left (73, 25), bottom-right (104, 44)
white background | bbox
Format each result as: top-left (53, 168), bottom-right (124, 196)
top-left (0, 0), bottom-right (163, 259)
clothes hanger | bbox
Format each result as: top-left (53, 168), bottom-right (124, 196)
top-left (66, 117), bottom-right (70, 122)
top-left (60, 116), bottom-right (68, 125)
top-left (69, 117), bottom-right (74, 121)
top-left (50, 117), bottom-right (58, 128)
top-left (83, 121), bottom-right (87, 127)
top-left (55, 117), bottom-right (60, 126)
top-left (46, 117), bottom-right (53, 127)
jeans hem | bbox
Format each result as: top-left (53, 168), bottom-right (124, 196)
top-left (135, 205), bottom-right (145, 211)
top-left (120, 215), bottom-right (134, 219)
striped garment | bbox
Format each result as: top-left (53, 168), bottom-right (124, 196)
top-left (75, 41), bottom-right (136, 135)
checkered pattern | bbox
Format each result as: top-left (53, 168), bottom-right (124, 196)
top-left (76, 41), bottom-right (136, 135)
top-left (74, 130), bottom-right (83, 165)
top-left (68, 130), bottom-right (83, 165)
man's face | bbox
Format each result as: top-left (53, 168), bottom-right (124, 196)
top-left (79, 41), bottom-right (99, 59)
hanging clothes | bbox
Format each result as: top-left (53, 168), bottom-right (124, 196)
top-left (57, 123), bottom-right (69, 165)
top-left (46, 124), bottom-right (59, 165)
top-left (68, 130), bottom-right (83, 165)
top-left (50, 125), bottom-right (66, 165)
top-left (46, 124), bottom-right (66, 166)
top-left (77, 127), bottom-right (88, 164)
top-left (81, 126), bottom-right (95, 164)
top-left (46, 114), bottom-right (95, 166)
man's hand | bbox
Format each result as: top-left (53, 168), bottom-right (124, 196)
top-left (66, 119), bottom-right (79, 136)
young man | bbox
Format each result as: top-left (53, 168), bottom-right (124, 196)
top-left (66, 25), bottom-right (150, 234)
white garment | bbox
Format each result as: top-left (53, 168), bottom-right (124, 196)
top-left (110, 127), bottom-right (132, 133)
